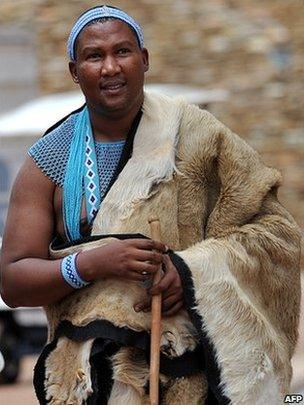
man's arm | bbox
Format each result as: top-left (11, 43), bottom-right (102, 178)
top-left (0, 157), bottom-right (73, 307)
top-left (1, 157), bottom-right (165, 308)
top-left (171, 189), bottom-right (301, 403)
top-left (166, 106), bottom-right (302, 402)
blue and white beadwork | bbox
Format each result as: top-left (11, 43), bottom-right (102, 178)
top-left (84, 131), bottom-right (100, 223)
top-left (61, 253), bottom-right (90, 289)
top-left (28, 110), bottom-right (126, 242)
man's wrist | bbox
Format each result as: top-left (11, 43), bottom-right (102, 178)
top-left (60, 253), bottom-right (91, 289)
top-left (75, 250), bottom-right (95, 282)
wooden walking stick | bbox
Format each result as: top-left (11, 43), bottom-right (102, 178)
top-left (148, 216), bottom-right (163, 405)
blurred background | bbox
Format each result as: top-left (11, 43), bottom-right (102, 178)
top-left (0, 0), bottom-right (303, 402)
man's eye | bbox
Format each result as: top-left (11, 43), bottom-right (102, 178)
top-left (88, 53), bottom-right (101, 59)
top-left (117, 48), bottom-right (130, 54)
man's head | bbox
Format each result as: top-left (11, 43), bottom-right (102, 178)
top-left (68, 5), bottom-right (149, 117)
top-left (67, 5), bottom-right (144, 62)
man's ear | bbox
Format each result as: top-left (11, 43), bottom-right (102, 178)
top-left (69, 61), bottom-right (79, 84)
top-left (141, 48), bottom-right (149, 73)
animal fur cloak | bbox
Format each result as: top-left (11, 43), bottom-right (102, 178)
top-left (34, 92), bottom-right (301, 404)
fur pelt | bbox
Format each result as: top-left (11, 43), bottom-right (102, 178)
top-left (42, 91), bottom-right (301, 404)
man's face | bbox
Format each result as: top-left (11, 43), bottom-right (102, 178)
top-left (69, 20), bottom-right (149, 117)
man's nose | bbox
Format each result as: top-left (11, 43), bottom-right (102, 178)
top-left (100, 55), bottom-right (121, 76)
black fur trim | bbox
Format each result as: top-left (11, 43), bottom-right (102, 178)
top-left (54, 319), bottom-right (203, 379)
top-left (55, 319), bottom-right (150, 351)
top-left (87, 339), bottom-right (120, 404)
top-left (33, 338), bottom-right (59, 404)
top-left (51, 232), bottom-right (148, 251)
top-left (159, 345), bottom-right (204, 379)
top-left (169, 251), bottom-right (230, 405)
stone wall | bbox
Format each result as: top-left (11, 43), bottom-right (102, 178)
top-left (0, 25), bottom-right (39, 113)
top-left (0, 0), bottom-right (303, 226)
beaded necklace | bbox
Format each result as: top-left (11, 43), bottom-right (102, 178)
top-left (63, 107), bottom-right (94, 240)
top-left (62, 106), bottom-right (142, 242)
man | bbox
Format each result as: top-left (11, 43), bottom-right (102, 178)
top-left (0, 5), bottom-right (301, 405)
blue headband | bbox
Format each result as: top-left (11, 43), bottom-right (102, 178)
top-left (67, 5), bottom-right (144, 61)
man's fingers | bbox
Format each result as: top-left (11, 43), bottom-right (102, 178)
top-left (128, 271), bottom-right (153, 282)
top-left (162, 301), bottom-right (183, 317)
top-left (128, 239), bottom-right (167, 253)
top-left (149, 269), bottom-right (175, 295)
top-left (131, 261), bottom-right (159, 275)
top-left (162, 290), bottom-right (183, 311)
top-left (149, 255), bottom-right (176, 295)
top-left (134, 298), bottom-right (151, 312)
top-left (163, 253), bottom-right (174, 268)
top-left (133, 291), bottom-right (183, 314)
top-left (133, 249), bottom-right (163, 265)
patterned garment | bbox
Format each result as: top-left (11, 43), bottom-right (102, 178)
top-left (28, 112), bottom-right (125, 205)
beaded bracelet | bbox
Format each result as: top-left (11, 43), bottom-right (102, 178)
top-left (60, 253), bottom-right (90, 289)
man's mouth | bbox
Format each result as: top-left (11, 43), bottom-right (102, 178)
top-left (101, 81), bottom-right (126, 92)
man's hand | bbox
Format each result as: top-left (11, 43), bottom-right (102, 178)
top-left (78, 238), bottom-right (166, 282)
top-left (134, 254), bottom-right (184, 317)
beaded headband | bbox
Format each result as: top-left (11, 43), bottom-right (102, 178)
top-left (67, 5), bottom-right (144, 61)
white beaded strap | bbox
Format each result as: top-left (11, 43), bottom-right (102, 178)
top-left (60, 253), bottom-right (90, 289)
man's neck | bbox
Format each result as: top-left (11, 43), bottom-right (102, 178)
top-left (88, 101), bottom-right (143, 142)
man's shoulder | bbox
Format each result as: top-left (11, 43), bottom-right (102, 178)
top-left (143, 90), bottom-right (236, 157)
top-left (43, 104), bottom-right (85, 138)
top-left (143, 90), bottom-right (223, 133)
top-left (173, 98), bottom-right (263, 168)
top-left (144, 90), bottom-right (225, 133)
top-left (28, 113), bottom-right (74, 158)
top-left (180, 101), bottom-right (226, 132)
top-left (27, 111), bottom-right (79, 187)
top-left (176, 101), bottom-right (228, 152)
